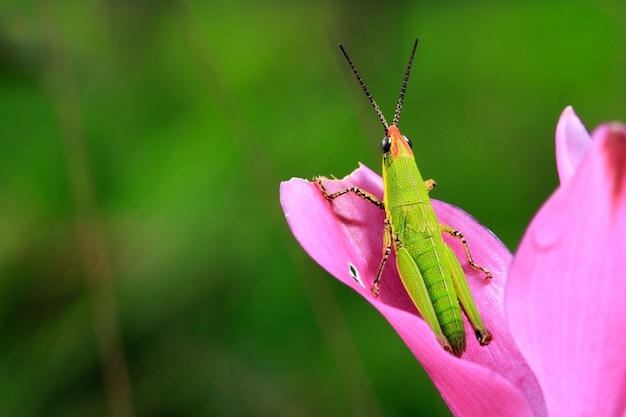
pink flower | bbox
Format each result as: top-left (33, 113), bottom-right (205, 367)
top-left (279, 107), bottom-right (626, 416)
top-left (507, 107), bottom-right (626, 416)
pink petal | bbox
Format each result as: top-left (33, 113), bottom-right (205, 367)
top-left (507, 123), bottom-right (626, 416)
top-left (281, 164), bottom-right (545, 417)
top-left (555, 106), bottom-right (592, 185)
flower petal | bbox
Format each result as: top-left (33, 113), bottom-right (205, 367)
top-left (281, 164), bottom-right (545, 417)
top-left (507, 123), bottom-right (626, 416)
top-left (555, 106), bottom-right (592, 185)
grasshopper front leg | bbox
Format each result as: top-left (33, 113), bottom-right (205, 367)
top-left (371, 217), bottom-right (393, 297)
top-left (314, 176), bottom-right (434, 210)
top-left (424, 179), bottom-right (436, 192)
top-left (315, 177), bottom-right (390, 296)
top-left (314, 177), bottom-right (385, 209)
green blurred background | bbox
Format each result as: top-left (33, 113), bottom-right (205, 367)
top-left (1, 0), bottom-right (625, 416)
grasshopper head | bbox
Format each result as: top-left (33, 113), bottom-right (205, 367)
top-left (381, 125), bottom-right (416, 177)
top-left (382, 125), bottom-right (414, 160)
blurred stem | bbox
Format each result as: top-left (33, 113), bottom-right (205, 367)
top-left (288, 248), bottom-right (385, 417)
top-left (174, 2), bottom-right (383, 416)
top-left (39, 2), bottom-right (135, 417)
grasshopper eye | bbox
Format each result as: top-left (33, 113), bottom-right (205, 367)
top-left (381, 136), bottom-right (391, 153)
top-left (403, 135), bottom-right (413, 148)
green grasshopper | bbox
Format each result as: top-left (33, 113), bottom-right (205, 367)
top-left (315, 39), bottom-right (492, 357)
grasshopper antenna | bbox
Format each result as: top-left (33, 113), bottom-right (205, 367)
top-left (339, 44), bottom-right (389, 133)
top-left (392, 38), bottom-right (419, 127)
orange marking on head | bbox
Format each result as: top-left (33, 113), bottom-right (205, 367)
top-left (388, 125), bottom-right (414, 159)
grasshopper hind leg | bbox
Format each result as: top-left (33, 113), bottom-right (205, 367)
top-left (442, 244), bottom-right (493, 347)
top-left (440, 224), bottom-right (492, 280)
top-left (475, 328), bottom-right (493, 346)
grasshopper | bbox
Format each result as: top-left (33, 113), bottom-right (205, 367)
top-left (315, 39), bottom-right (492, 357)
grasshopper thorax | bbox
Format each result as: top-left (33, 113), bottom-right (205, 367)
top-left (381, 128), bottom-right (413, 154)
